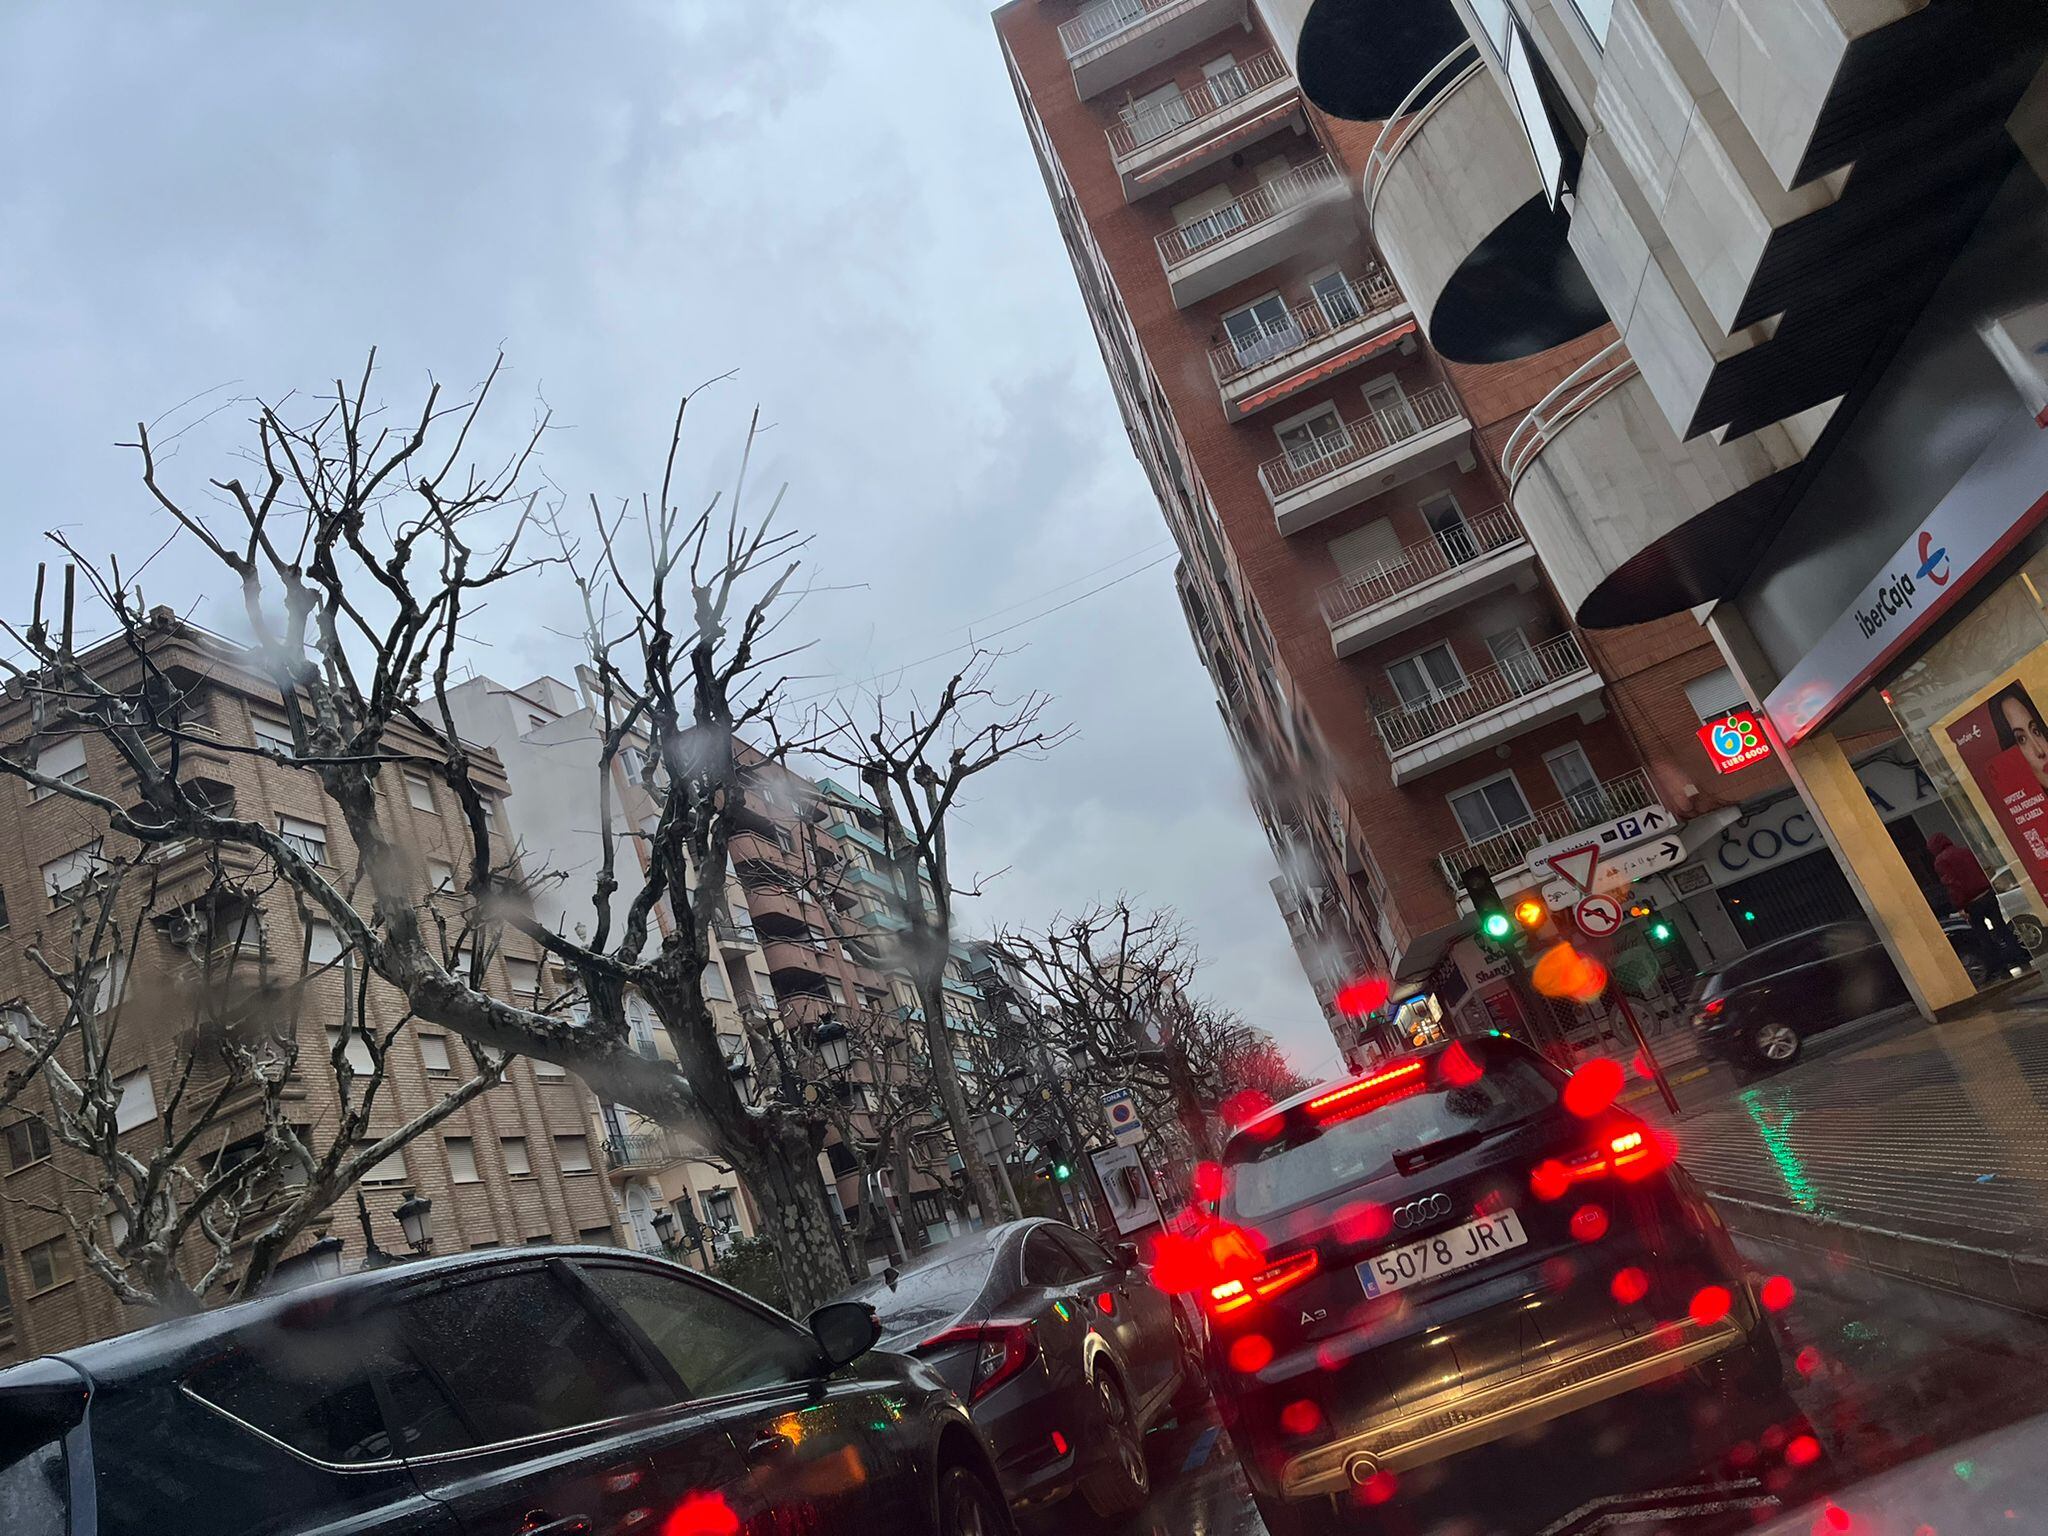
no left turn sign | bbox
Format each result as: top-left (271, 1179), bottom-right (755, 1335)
top-left (1574, 893), bottom-right (1624, 938)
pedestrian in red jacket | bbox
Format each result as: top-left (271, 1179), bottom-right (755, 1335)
top-left (1927, 834), bottom-right (2027, 975)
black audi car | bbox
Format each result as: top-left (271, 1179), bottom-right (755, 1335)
top-left (0, 1245), bottom-right (1011, 1536)
top-left (838, 1218), bottom-right (1205, 1520)
top-left (1199, 1036), bottom-right (1813, 1536)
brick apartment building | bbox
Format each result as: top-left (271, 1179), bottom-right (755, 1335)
top-left (993, 0), bottom-right (1792, 1063)
top-left (0, 624), bottom-right (624, 1359)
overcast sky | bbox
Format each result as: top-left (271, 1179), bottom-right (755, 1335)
top-left (0, 2), bottom-right (1340, 1076)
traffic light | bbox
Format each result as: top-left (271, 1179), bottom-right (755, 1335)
top-left (1512, 896), bottom-right (1546, 931)
top-left (1628, 898), bottom-right (1675, 944)
top-left (1036, 1136), bottom-right (1071, 1183)
top-left (1460, 867), bottom-right (1513, 943)
top-left (1054, 1161), bottom-right (1073, 1183)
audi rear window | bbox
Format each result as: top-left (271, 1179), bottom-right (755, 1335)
top-left (1222, 1044), bottom-right (1558, 1220)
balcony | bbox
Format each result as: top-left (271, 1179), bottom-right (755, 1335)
top-left (1057, 0), bottom-right (1246, 101)
top-left (602, 1131), bottom-right (696, 1179)
top-left (1106, 52), bottom-right (1300, 202)
top-left (761, 936), bottom-right (832, 979)
top-left (1434, 768), bottom-right (1662, 895)
top-left (1155, 155), bottom-right (1351, 310)
top-left (1259, 384), bottom-right (1473, 536)
top-left (1373, 634), bottom-right (1605, 785)
top-left (1210, 269), bottom-right (1413, 421)
top-left (1318, 505), bottom-right (1539, 656)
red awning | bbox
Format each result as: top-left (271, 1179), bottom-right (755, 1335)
top-left (1237, 320), bottom-right (1419, 415)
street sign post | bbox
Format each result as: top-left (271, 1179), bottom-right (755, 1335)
top-left (1100, 1088), bottom-right (1146, 1147)
top-left (1525, 805), bottom-right (1676, 882)
top-left (1540, 834), bottom-right (1686, 910)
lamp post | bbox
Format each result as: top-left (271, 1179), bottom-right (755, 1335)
top-left (394, 1190), bottom-right (434, 1256)
top-left (650, 1206), bottom-right (677, 1258)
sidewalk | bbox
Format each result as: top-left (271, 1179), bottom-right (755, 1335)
top-left (1635, 989), bottom-right (2048, 1314)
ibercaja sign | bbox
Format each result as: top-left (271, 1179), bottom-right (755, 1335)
top-left (1698, 711), bottom-right (1772, 774)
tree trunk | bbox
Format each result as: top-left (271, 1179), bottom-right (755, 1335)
top-left (915, 971), bottom-right (1003, 1226)
top-left (730, 1124), bottom-right (855, 1314)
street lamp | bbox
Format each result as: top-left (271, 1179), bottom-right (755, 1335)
top-left (730, 1055), bottom-right (758, 1104)
top-left (301, 1233), bottom-right (346, 1281)
top-left (816, 1019), bottom-right (853, 1075)
top-left (650, 1207), bottom-right (676, 1253)
top-left (394, 1189), bottom-right (434, 1255)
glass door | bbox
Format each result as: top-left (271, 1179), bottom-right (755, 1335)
top-left (1488, 627), bottom-right (1542, 692)
top-left (1226, 293), bottom-right (1298, 368)
top-left (1422, 493), bottom-right (1477, 566)
top-left (1365, 378), bottom-right (1420, 440)
top-left (1277, 406), bottom-right (1349, 471)
top-left (1388, 643), bottom-right (1467, 709)
top-left (1545, 743), bottom-right (1602, 817)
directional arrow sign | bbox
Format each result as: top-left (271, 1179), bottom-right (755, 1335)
top-left (1525, 804), bottom-right (1675, 877)
top-left (1542, 835), bottom-right (1686, 909)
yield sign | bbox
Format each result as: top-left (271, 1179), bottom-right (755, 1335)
top-left (1538, 843), bottom-right (1600, 895)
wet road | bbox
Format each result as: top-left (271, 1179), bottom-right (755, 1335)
top-left (1041, 1235), bottom-right (2048, 1536)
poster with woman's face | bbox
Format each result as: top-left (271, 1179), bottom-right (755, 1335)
top-left (1943, 671), bottom-right (2048, 903)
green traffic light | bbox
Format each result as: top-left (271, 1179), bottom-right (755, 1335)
top-left (1054, 1163), bottom-right (1072, 1182)
top-left (1650, 921), bottom-right (1673, 942)
top-left (1742, 909), bottom-right (1757, 923)
top-left (1481, 911), bottom-right (1513, 940)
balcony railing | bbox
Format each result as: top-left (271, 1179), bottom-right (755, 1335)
top-left (1435, 768), bottom-right (1660, 889)
top-left (1258, 384), bottom-right (1462, 502)
top-left (1156, 155), bottom-right (1341, 270)
top-left (602, 1131), bottom-right (694, 1173)
top-left (1106, 52), bottom-right (1289, 158)
top-left (1209, 269), bottom-right (1402, 386)
top-left (1501, 337), bottom-right (1638, 490)
top-left (1318, 504), bottom-right (1525, 628)
top-left (1060, 0), bottom-right (1204, 63)
top-left (1374, 633), bottom-right (1595, 754)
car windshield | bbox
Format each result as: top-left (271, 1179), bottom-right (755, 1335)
top-left (1223, 1047), bottom-right (1558, 1219)
top-left (839, 1236), bottom-right (1001, 1350)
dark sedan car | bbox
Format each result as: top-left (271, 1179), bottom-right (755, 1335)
top-left (839, 1218), bottom-right (1206, 1520)
top-left (0, 1245), bottom-right (1011, 1536)
top-left (1692, 915), bottom-right (1995, 1069)
top-left (1202, 1037), bottom-right (1810, 1536)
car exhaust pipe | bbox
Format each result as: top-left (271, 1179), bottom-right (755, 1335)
top-left (1345, 1453), bottom-right (1381, 1485)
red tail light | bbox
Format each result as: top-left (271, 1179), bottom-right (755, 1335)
top-left (918, 1320), bottom-right (1039, 1401)
top-left (1208, 1250), bottom-right (1321, 1316)
top-left (1699, 998), bottom-right (1725, 1016)
top-left (1305, 1061), bottom-right (1426, 1125)
top-left (1531, 1123), bottom-right (1668, 1199)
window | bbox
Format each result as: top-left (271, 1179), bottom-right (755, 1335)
top-left (533, 1057), bottom-right (567, 1080)
top-left (1168, 181), bottom-right (1245, 251)
top-left (1566, 0), bottom-right (1613, 45)
top-left (1327, 519), bottom-right (1401, 579)
top-left (28, 736), bottom-right (87, 799)
top-left (419, 1033), bottom-right (452, 1073)
top-left (701, 963), bottom-right (729, 1002)
top-left (41, 842), bottom-right (104, 906)
top-left (1222, 292), bottom-right (1298, 368)
top-left (426, 859), bottom-right (457, 892)
top-left (1202, 51), bottom-right (1247, 101)
top-left (1123, 79), bottom-right (1190, 145)
top-left (358, 1144), bottom-right (407, 1185)
top-left (1487, 627), bottom-right (1542, 691)
top-left (402, 770), bottom-right (436, 812)
top-left (1386, 642), bottom-right (1466, 708)
top-left (1421, 493), bottom-right (1477, 565)
top-left (326, 1024), bottom-right (376, 1074)
top-left (502, 1136), bottom-right (530, 1177)
top-left (277, 815), bottom-right (328, 865)
top-left (1022, 1228), bottom-right (1088, 1287)
top-left (1309, 268), bottom-right (1362, 325)
top-left (0, 1248), bottom-right (9, 1315)
top-left (1275, 404), bottom-right (1348, 469)
top-left (1545, 744), bottom-right (1601, 810)
top-left (1685, 666), bottom-right (1750, 723)
top-left (555, 1135), bottom-right (592, 1174)
top-left (25, 1237), bottom-right (68, 1293)
top-left (113, 1069), bottom-right (156, 1133)
top-left (504, 957), bottom-right (542, 1001)
top-left (5, 1118), bottom-right (51, 1169)
top-left (584, 1264), bottom-right (818, 1400)
top-left (578, 1225), bottom-right (616, 1246)
top-left (1052, 1226), bottom-right (1118, 1276)
top-left (0, 886), bottom-right (10, 930)
top-left (1363, 376), bottom-right (1419, 437)
top-left (445, 1136), bottom-right (478, 1183)
top-left (1448, 773), bottom-right (1534, 844)
top-left (381, 1269), bottom-right (671, 1453)
top-left (480, 797), bottom-right (498, 831)
top-left (304, 920), bottom-right (345, 966)
top-left (826, 978), bottom-right (847, 1005)
top-left (185, 1330), bottom-right (396, 1466)
top-left (250, 713), bottom-right (298, 755)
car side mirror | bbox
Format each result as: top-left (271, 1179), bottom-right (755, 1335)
top-left (1113, 1241), bottom-right (1140, 1270)
top-left (807, 1300), bottom-right (882, 1369)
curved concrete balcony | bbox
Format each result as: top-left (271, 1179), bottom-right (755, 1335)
top-left (1258, 383), bottom-right (1472, 536)
top-left (1373, 633), bottom-right (1604, 785)
top-left (1107, 52), bottom-right (1302, 203)
top-left (1434, 767), bottom-right (1661, 894)
top-left (1058, 0), bottom-right (1247, 101)
top-left (1209, 268), bottom-right (1413, 421)
top-left (1156, 155), bottom-right (1352, 309)
top-left (1363, 43), bottom-right (1604, 364)
top-left (1501, 340), bottom-right (1812, 626)
top-left (1318, 503), bottom-right (1538, 656)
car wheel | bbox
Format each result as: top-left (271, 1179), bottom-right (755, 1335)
top-left (2015, 914), bottom-right (2046, 956)
top-left (1169, 1307), bottom-right (1211, 1413)
top-left (1746, 1020), bottom-right (1801, 1069)
top-left (935, 1463), bottom-right (1011, 1536)
top-left (1079, 1369), bottom-right (1150, 1518)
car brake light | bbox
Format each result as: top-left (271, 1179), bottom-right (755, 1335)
top-left (1305, 1061), bottom-right (1426, 1125)
top-left (1208, 1250), bottom-right (1320, 1315)
top-left (918, 1320), bottom-right (1039, 1402)
top-left (1700, 998), bottom-right (1725, 1016)
top-left (1532, 1123), bottom-right (1667, 1198)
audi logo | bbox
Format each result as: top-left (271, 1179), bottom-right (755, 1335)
top-left (1391, 1193), bottom-right (1453, 1230)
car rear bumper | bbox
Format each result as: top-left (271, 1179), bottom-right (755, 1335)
top-left (1276, 1314), bottom-right (1750, 1498)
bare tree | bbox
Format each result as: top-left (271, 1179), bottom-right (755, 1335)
top-left (813, 659), bottom-right (1065, 1227)
top-left (0, 850), bottom-right (503, 1315)
top-left (0, 356), bottom-right (864, 1311)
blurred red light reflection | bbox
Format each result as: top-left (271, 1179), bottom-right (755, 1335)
top-left (1192, 1161), bottom-right (1224, 1204)
top-left (1334, 1201), bottom-right (1391, 1243)
top-left (1689, 1285), bottom-right (1733, 1326)
top-left (1335, 977), bottom-right (1390, 1017)
top-left (1563, 1059), bottom-right (1625, 1118)
top-left (1358, 1471), bottom-right (1398, 1506)
top-left (662, 1491), bottom-right (740, 1536)
top-left (1569, 1204), bottom-right (1609, 1242)
top-left (1817, 1502), bottom-right (1851, 1532)
top-left (1786, 1434), bottom-right (1823, 1468)
top-left (1795, 1346), bottom-right (1824, 1378)
top-left (1610, 1267), bottom-right (1649, 1304)
top-left (1280, 1399), bottom-right (1323, 1434)
top-left (1761, 1274), bottom-right (1797, 1311)
top-left (1228, 1334), bottom-right (1274, 1372)
top-left (1440, 1042), bottom-right (1483, 1086)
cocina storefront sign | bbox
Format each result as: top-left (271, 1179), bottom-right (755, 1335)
top-left (1706, 755), bottom-right (1940, 887)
